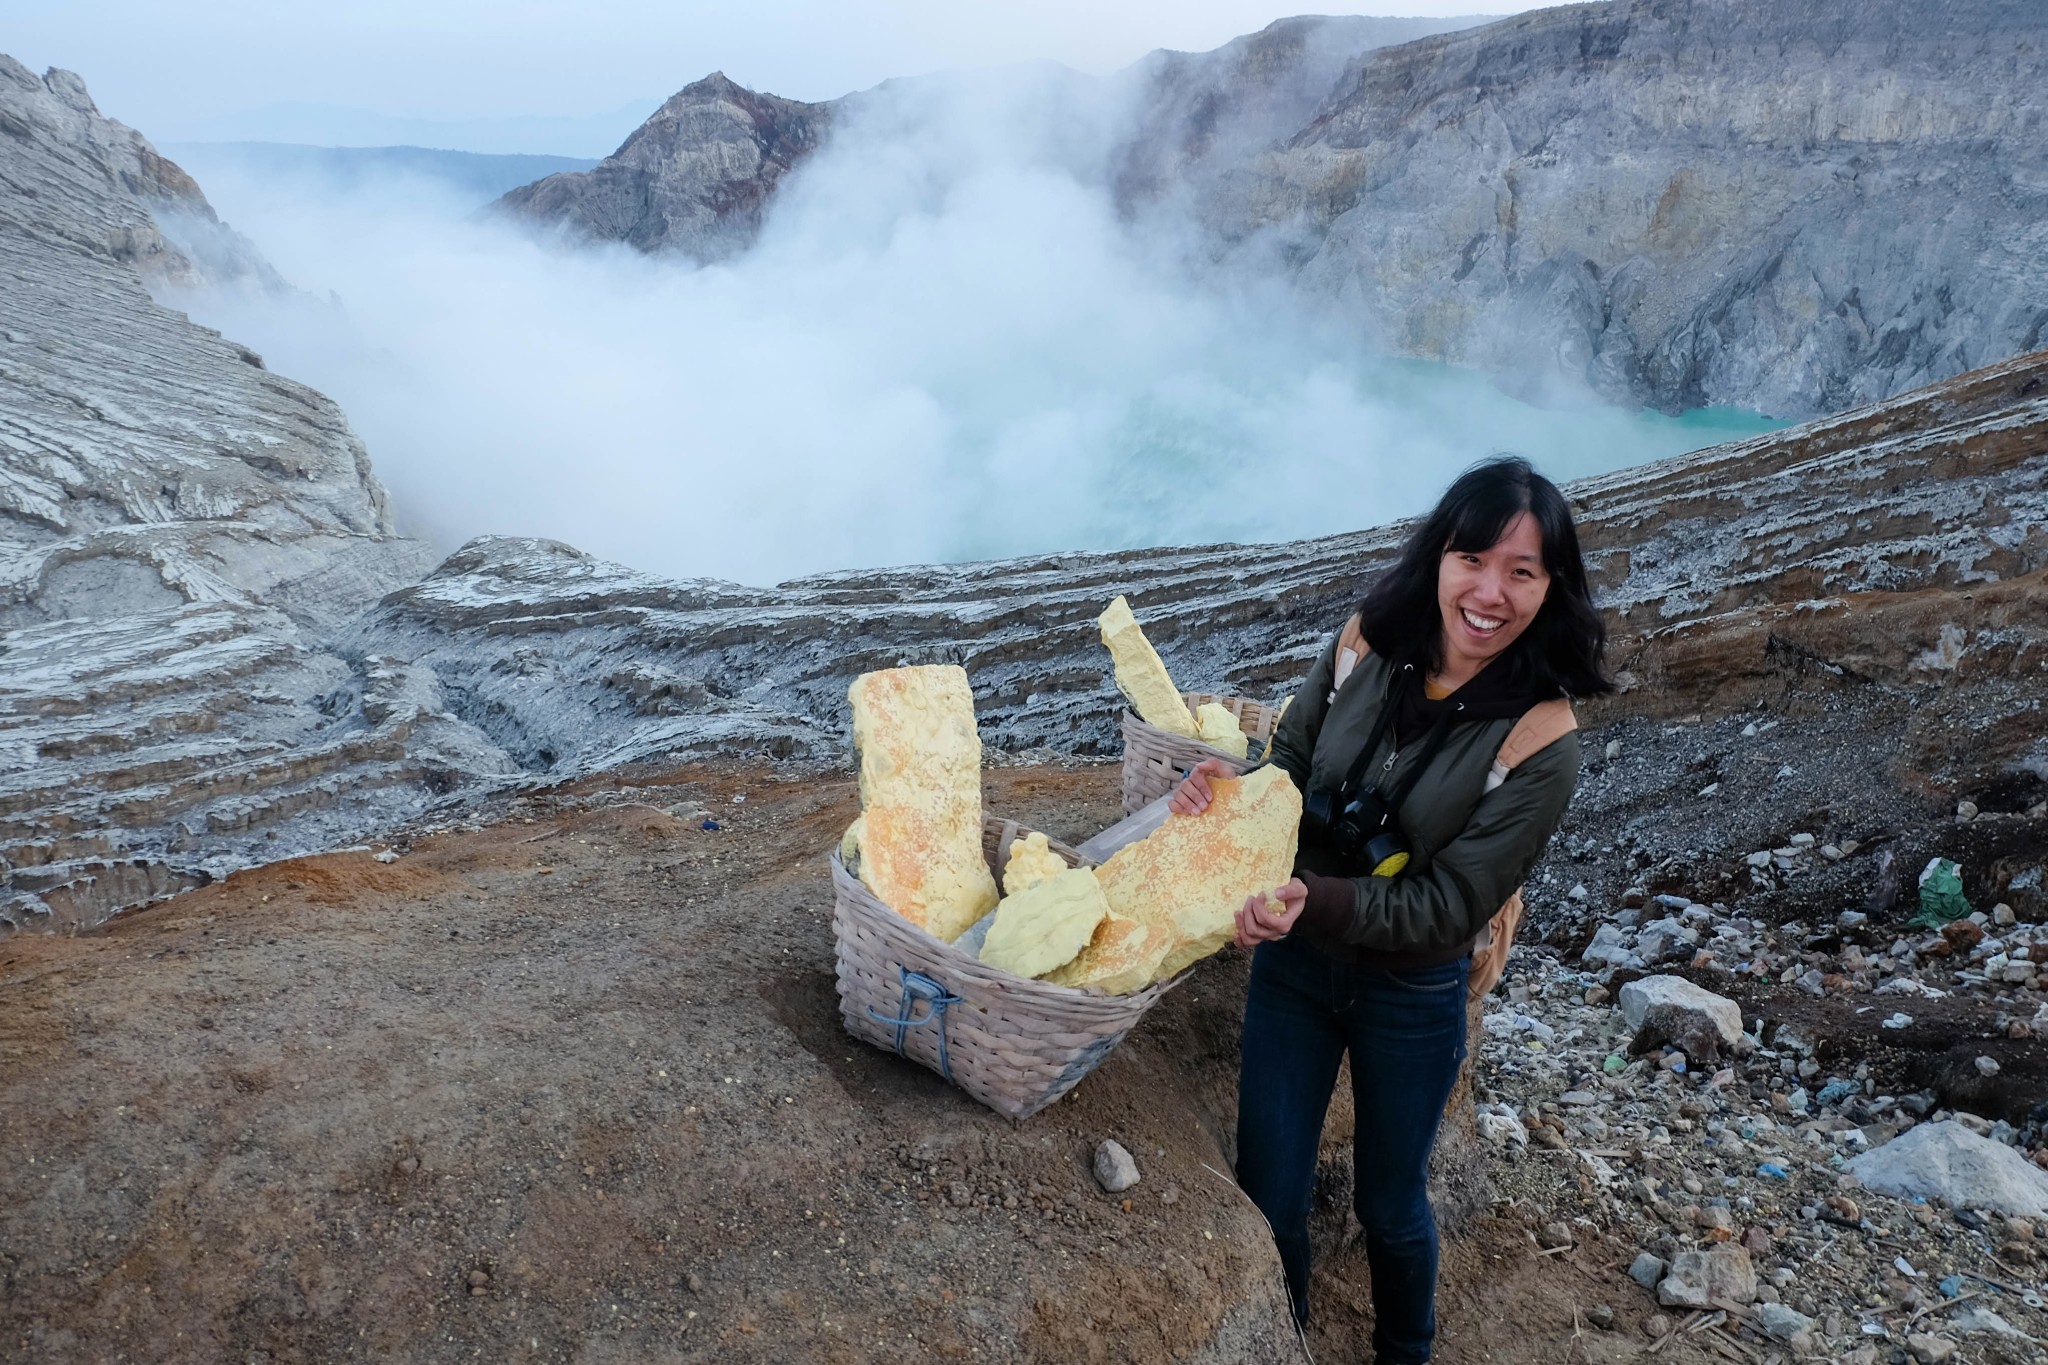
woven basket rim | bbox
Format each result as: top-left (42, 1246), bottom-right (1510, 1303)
top-left (829, 851), bottom-right (1184, 1007)
top-left (1122, 708), bottom-right (1263, 767)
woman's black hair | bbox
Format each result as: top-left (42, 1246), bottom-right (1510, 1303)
top-left (1356, 455), bottom-right (1612, 698)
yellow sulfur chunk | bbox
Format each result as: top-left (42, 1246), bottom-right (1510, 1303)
top-left (838, 815), bottom-right (864, 875)
top-left (1098, 595), bottom-right (1197, 737)
top-left (1194, 702), bottom-right (1249, 759)
top-left (1093, 764), bottom-right (1301, 981)
top-left (848, 665), bottom-right (998, 943)
top-left (1003, 831), bottom-right (1068, 897)
top-left (979, 866), bottom-right (1111, 979)
top-left (1042, 914), bottom-right (1174, 996)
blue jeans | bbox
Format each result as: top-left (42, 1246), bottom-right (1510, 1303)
top-left (1235, 934), bottom-right (1469, 1364)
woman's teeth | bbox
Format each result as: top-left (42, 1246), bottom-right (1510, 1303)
top-left (1462, 609), bottom-right (1504, 633)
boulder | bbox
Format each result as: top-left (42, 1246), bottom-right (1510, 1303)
top-left (1845, 1121), bottom-right (2048, 1219)
top-left (1619, 976), bottom-right (1746, 1048)
top-left (1582, 923), bottom-right (1644, 969)
top-left (1655, 1245), bottom-right (1756, 1309)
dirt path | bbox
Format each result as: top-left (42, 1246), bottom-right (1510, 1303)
top-left (1, 762), bottom-right (1710, 1363)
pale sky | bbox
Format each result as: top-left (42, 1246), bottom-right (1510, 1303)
top-left (11, 1), bottom-right (1513, 151)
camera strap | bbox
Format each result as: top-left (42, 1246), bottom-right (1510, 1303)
top-left (1334, 664), bottom-right (1460, 828)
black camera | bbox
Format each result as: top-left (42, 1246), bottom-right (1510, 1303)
top-left (1301, 784), bottom-right (1411, 877)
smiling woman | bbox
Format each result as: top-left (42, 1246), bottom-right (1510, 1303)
top-left (1167, 456), bottom-right (1611, 1360)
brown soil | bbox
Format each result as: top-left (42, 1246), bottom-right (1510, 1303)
top-left (0, 762), bottom-right (1713, 1364)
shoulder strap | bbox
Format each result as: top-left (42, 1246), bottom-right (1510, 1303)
top-left (1328, 612), bottom-right (1369, 699)
top-left (1483, 697), bottom-right (1577, 791)
top-left (1470, 696), bottom-right (1578, 998)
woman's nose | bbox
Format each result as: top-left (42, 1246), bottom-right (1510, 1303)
top-left (1471, 569), bottom-right (1509, 605)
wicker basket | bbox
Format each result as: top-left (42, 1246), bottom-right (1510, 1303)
top-left (1119, 691), bottom-right (1283, 815)
top-left (831, 816), bottom-right (1184, 1120)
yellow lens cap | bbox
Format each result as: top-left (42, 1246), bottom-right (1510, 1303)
top-left (1370, 850), bottom-right (1410, 878)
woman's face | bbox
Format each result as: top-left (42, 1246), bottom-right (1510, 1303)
top-left (1437, 511), bottom-right (1552, 681)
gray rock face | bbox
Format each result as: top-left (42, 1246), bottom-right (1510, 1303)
top-left (0, 604), bottom-right (516, 933)
top-left (496, 3), bottom-right (2048, 417)
top-left (1109, 15), bottom-right (1493, 212)
top-left (0, 56), bottom-right (436, 628)
top-left (494, 20), bottom-right (1489, 265)
top-left (1221, 0), bottom-right (2048, 416)
top-left (1845, 1119), bottom-right (2048, 1218)
top-left (0, 61), bottom-right (510, 934)
top-left (494, 73), bottom-right (830, 262)
top-left (354, 349), bottom-right (2048, 781)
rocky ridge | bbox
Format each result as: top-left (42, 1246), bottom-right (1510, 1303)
top-left (490, 16), bottom-right (1488, 264)
top-left (494, 73), bottom-right (832, 261)
top-left (494, 1), bottom-right (2048, 419)
top-left (1217, 0), bottom-right (2048, 417)
top-left (355, 349), bottom-right (2048, 778)
top-left (0, 62), bottom-right (510, 933)
top-left (0, 57), bottom-right (433, 628)
top-left (10, 342), bottom-right (2040, 938)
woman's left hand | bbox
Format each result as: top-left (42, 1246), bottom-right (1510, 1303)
top-left (1234, 879), bottom-right (1307, 947)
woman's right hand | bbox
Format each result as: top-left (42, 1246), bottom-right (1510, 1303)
top-left (1168, 758), bottom-right (1236, 816)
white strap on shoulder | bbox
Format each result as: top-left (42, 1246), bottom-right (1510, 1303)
top-left (1484, 698), bottom-right (1578, 792)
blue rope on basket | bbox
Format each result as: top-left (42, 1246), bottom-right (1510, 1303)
top-left (866, 967), bottom-right (964, 1083)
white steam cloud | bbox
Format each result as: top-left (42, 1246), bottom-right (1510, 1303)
top-left (163, 69), bottom-right (1777, 588)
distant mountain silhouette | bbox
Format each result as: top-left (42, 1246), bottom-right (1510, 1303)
top-left (168, 142), bottom-right (601, 207)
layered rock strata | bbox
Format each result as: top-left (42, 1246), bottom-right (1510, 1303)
top-left (0, 61), bottom-right (510, 933)
top-left (1219, 0), bottom-right (2048, 416)
top-left (494, 2), bottom-right (2048, 418)
top-left (491, 18), bottom-right (1486, 264)
top-left (494, 73), bottom-right (830, 261)
top-left (360, 348), bottom-right (2047, 792)
top-left (0, 57), bottom-right (435, 627)
top-left (0, 604), bottom-right (515, 932)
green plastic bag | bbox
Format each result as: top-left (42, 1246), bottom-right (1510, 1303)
top-left (1910, 857), bottom-right (1972, 929)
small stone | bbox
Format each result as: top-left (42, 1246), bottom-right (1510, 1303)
top-left (469, 1284), bottom-right (487, 1297)
top-left (1826, 1194), bottom-right (1862, 1222)
top-left (1755, 1302), bottom-right (1813, 1342)
top-left (1538, 1221), bottom-right (1573, 1250)
top-left (1641, 1313), bottom-right (1672, 1339)
top-left (1604, 739), bottom-right (1622, 761)
top-left (373, 849), bottom-right (400, 864)
top-left (1993, 903), bottom-right (2016, 926)
top-left (395, 1155), bottom-right (420, 1175)
top-left (1957, 801), bottom-right (1979, 821)
top-left (1770, 1266), bottom-right (1797, 1288)
top-left (687, 1272), bottom-right (704, 1292)
top-left (1656, 1245), bottom-right (1756, 1307)
top-left (1093, 1139), bottom-right (1140, 1194)
top-left (467, 1269), bottom-right (490, 1287)
top-left (1628, 1252), bottom-right (1668, 1290)
top-left (1907, 1335), bottom-right (1958, 1363)
top-left (1587, 1303), bottom-right (1615, 1329)
top-left (1976, 1055), bottom-right (2001, 1077)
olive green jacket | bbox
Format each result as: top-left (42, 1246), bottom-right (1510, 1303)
top-left (1266, 630), bottom-right (1580, 957)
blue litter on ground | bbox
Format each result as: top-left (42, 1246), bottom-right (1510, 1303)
top-left (1817, 1079), bottom-right (1860, 1105)
top-left (1757, 1163), bottom-right (1789, 1179)
top-left (701, 819), bottom-right (721, 831)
